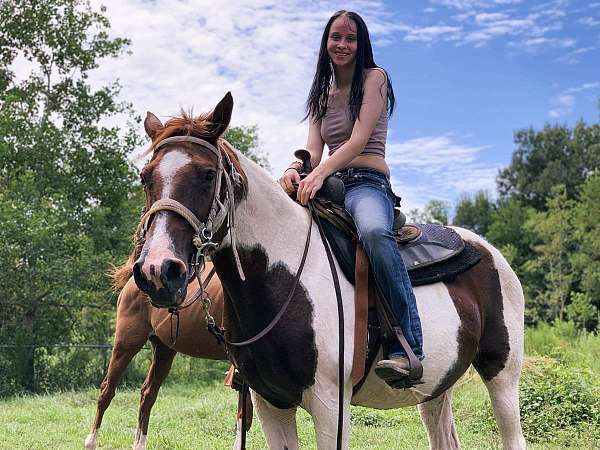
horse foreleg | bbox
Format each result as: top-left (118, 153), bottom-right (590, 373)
top-left (251, 391), bottom-right (299, 450)
top-left (303, 382), bottom-right (351, 450)
top-left (133, 335), bottom-right (176, 450)
top-left (85, 340), bottom-right (145, 450)
top-left (417, 387), bottom-right (460, 450)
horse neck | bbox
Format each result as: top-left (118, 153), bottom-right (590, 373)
top-left (228, 155), bottom-right (311, 265)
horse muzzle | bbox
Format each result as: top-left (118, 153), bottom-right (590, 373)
top-left (133, 256), bottom-right (188, 308)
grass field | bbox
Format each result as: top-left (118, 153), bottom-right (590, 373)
top-left (1, 323), bottom-right (598, 449)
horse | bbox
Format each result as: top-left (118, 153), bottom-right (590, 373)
top-left (84, 263), bottom-right (235, 450)
top-left (132, 92), bottom-right (526, 450)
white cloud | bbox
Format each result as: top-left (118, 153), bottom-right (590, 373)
top-left (565, 82), bottom-right (600, 94)
top-left (555, 46), bottom-right (597, 64)
top-left (404, 25), bottom-right (463, 42)
top-left (386, 135), bottom-right (499, 209)
top-left (548, 94), bottom-right (575, 117)
top-left (86, 0), bottom-right (405, 174)
top-left (578, 17), bottom-right (600, 27)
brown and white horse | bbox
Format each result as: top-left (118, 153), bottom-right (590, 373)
top-left (84, 265), bottom-right (229, 450)
top-left (133, 92), bottom-right (526, 450)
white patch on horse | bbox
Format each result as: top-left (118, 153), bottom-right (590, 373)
top-left (133, 427), bottom-right (148, 450)
top-left (84, 431), bottom-right (97, 450)
top-left (141, 150), bottom-right (191, 282)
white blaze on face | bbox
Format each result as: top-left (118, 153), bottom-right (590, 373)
top-left (141, 150), bottom-right (192, 282)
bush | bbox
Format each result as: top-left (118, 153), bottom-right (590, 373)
top-left (566, 292), bottom-right (599, 331)
top-left (520, 357), bottom-right (600, 442)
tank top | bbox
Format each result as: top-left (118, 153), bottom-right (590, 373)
top-left (320, 70), bottom-right (388, 157)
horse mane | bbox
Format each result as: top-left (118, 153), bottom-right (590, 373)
top-left (111, 111), bottom-right (247, 291)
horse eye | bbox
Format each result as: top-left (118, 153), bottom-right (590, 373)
top-left (205, 170), bottom-right (216, 182)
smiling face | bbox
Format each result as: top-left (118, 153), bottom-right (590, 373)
top-left (327, 15), bottom-right (358, 68)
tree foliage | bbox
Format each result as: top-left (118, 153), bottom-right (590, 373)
top-left (0, 0), bottom-right (141, 394)
top-left (453, 190), bottom-right (494, 236)
top-left (497, 122), bottom-right (600, 210)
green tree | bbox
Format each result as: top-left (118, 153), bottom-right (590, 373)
top-left (452, 190), bottom-right (495, 236)
top-left (0, 0), bottom-right (141, 394)
top-left (224, 125), bottom-right (270, 171)
top-left (572, 173), bottom-right (600, 318)
top-left (408, 199), bottom-right (449, 225)
top-left (523, 186), bottom-right (577, 322)
top-left (497, 122), bottom-right (600, 210)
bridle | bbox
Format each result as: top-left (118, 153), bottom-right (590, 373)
top-left (135, 135), bottom-right (246, 338)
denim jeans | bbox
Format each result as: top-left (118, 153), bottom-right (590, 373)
top-left (336, 168), bottom-right (424, 359)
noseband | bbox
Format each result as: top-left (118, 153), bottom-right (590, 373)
top-left (135, 135), bottom-right (246, 321)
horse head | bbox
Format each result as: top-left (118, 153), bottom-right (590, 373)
top-left (133, 92), bottom-right (243, 308)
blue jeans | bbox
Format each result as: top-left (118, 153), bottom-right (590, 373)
top-left (336, 168), bottom-right (424, 359)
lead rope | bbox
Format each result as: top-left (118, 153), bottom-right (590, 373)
top-left (309, 201), bottom-right (345, 450)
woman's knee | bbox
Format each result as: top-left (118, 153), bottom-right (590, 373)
top-left (359, 226), bottom-right (393, 249)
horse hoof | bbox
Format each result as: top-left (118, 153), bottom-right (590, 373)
top-left (84, 432), bottom-right (97, 450)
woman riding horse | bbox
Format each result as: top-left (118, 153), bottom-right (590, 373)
top-left (279, 10), bottom-right (423, 385)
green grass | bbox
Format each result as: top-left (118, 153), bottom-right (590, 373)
top-left (1, 323), bottom-right (599, 449)
top-left (0, 373), bottom-right (597, 449)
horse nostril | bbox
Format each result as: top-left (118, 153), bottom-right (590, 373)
top-left (161, 258), bottom-right (187, 288)
top-left (133, 259), bottom-right (149, 292)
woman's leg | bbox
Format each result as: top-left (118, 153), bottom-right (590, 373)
top-left (345, 183), bottom-right (423, 359)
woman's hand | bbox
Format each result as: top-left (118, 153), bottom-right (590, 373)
top-left (278, 168), bottom-right (301, 194)
top-left (297, 170), bottom-right (326, 205)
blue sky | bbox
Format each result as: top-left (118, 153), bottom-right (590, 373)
top-left (80, 0), bottom-right (600, 210)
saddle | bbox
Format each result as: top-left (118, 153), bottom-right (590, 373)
top-left (293, 150), bottom-right (482, 390)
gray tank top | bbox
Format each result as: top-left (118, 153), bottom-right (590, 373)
top-left (320, 74), bottom-right (388, 157)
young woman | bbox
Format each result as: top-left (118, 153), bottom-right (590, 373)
top-left (278, 10), bottom-right (424, 384)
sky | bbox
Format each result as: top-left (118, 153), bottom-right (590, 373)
top-left (84, 0), bottom-right (600, 211)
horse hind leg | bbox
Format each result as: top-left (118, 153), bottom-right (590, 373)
top-left (417, 387), bottom-right (460, 450)
top-left (85, 340), bottom-right (146, 450)
top-left (133, 335), bottom-right (177, 450)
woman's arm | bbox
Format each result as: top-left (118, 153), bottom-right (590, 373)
top-left (306, 116), bottom-right (325, 169)
top-left (297, 69), bottom-right (387, 204)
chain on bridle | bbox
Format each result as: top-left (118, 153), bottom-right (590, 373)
top-left (135, 136), bottom-right (245, 341)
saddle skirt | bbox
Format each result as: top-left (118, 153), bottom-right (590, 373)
top-left (314, 200), bottom-right (482, 287)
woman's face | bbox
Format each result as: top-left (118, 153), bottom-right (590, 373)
top-left (327, 16), bottom-right (358, 68)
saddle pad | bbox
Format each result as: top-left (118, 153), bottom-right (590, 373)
top-left (321, 221), bottom-right (481, 287)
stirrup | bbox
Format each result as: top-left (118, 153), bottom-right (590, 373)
top-left (384, 375), bottom-right (424, 390)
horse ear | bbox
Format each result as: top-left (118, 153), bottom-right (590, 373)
top-left (211, 92), bottom-right (234, 137)
top-left (144, 111), bottom-right (163, 139)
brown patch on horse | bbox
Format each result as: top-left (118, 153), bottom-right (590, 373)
top-left (212, 244), bottom-right (318, 409)
top-left (431, 241), bottom-right (510, 396)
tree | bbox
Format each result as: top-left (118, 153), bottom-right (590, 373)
top-left (0, 0), bottom-right (141, 394)
top-left (452, 190), bottom-right (494, 236)
top-left (408, 199), bottom-right (449, 225)
top-left (523, 185), bottom-right (577, 322)
top-left (572, 173), bottom-right (600, 320)
top-left (224, 125), bottom-right (270, 171)
top-left (497, 122), bottom-right (600, 210)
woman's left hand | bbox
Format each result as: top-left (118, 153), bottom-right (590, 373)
top-left (297, 170), bottom-right (325, 205)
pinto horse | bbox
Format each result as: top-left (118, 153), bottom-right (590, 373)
top-left (84, 265), bottom-right (232, 450)
top-left (133, 92), bottom-right (526, 450)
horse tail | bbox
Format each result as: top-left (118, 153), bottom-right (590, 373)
top-left (110, 230), bottom-right (144, 290)
top-left (111, 256), bottom-right (135, 291)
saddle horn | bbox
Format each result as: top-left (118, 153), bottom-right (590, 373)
top-left (294, 149), bottom-right (313, 175)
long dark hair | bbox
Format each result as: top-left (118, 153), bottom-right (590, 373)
top-left (305, 10), bottom-right (395, 123)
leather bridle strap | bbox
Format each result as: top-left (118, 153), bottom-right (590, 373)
top-left (309, 201), bottom-right (345, 450)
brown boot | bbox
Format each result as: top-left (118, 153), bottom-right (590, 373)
top-left (374, 356), bottom-right (411, 383)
